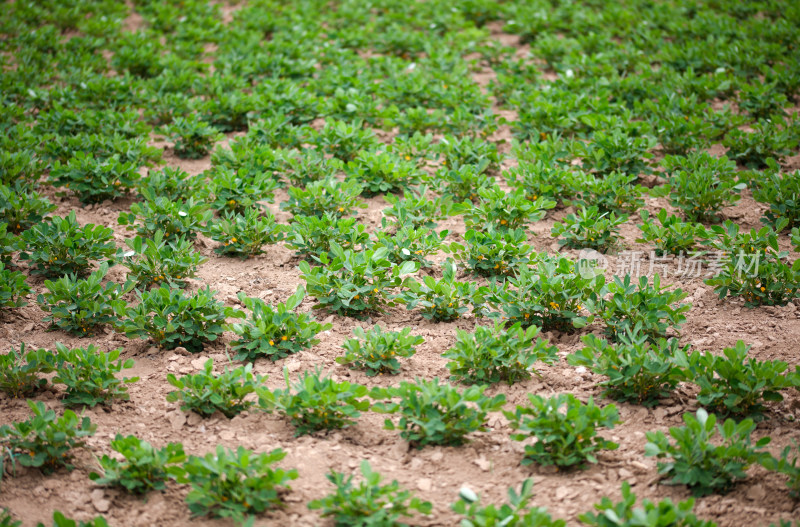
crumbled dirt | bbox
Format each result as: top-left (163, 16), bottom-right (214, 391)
top-left (2, 14), bottom-right (800, 527)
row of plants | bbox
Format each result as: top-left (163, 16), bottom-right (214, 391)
top-left (3, 388), bottom-right (800, 527)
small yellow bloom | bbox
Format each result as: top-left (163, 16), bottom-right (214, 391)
top-left (231, 237), bottom-right (237, 243)
top-left (354, 295), bottom-right (360, 300)
top-left (338, 207), bottom-right (344, 212)
top-left (269, 339), bottom-right (274, 345)
top-left (281, 335), bottom-right (288, 341)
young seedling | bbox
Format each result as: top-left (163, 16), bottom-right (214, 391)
top-left (444, 322), bottom-right (558, 386)
top-left (229, 286), bottom-right (330, 362)
top-left (166, 359), bottom-right (266, 418)
top-left (89, 435), bottom-right (186, 494)
top-left (505, 394), bottom-right (620, 469)
top-left (308, 460), bottom-right (433, 526)
top-left (337, 325), bottom-right (423, 376)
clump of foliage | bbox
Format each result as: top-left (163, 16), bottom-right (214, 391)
top-left (644, 409), bottom-right (772, 496)
top-left (120, 286), bottom-right (243, 352)
top-left (551, 206), bottom-right (626, 254)
top-left (282, 178), bottom-right (366, 218)
top-left (118, 192), bottom-right (212, 242)
top-left (20, 211), bottom-right (118, 278)
top-left (447, 228), bottom-right (532, 279)
top-left (206, 207), bottom-right (285, 259)
top-left (636, 209), bottom-right (709, 256)
top-left (49, 153), bottom-right (140, 203)
top-left (371, 378), bottom-right (505, 448)
top-left (36, 264), bottom-right (129, 336)
top-left (90, 434), bottom-right (186, 495)
top-left (705, 219), bottom-right (800, 307)
top-left (165, 115), bottom-right (223, 159)
top-left (181, 446), bottom-right (297, 523)
top-left (309, 460), bottom-right (433, 527)
top-left (0, 400), bottom-right (96, 474)
top-left (569, 329), bottom-right (691, 407)
top-left (264, 368), bottom-right (371, 436)
top-left (0, 344), bottom-right (54, 399)
top-left (122, 231), bottom-right (207, 289)
top-left (400, 262), bottom-right (487, 322)
top-left (337, 325), bottom-right (423, 377)
top-left (299, 244), bottom-right (417, 318)
top-left (443, 322), bottom-right (558, 386)
top-left (167, 359), bottom-right (266, 418)
top-left (229, 286), bottom-right (330, 362)
top-left (0, 262), bottom-right (31, 311)
top-left (505, 394), bottom-right (620, 469)
top-left (453, 479), bottom-right (566, 527)
top-left (578, 482), bottom-right (715, 527)
top-left (52, 343), bottom-right (137, 407)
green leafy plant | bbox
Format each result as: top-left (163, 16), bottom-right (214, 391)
top-left (0, 224), bottom-right (17, 265)
top-left (265, 368), bottom-right (370, 436)
top-left (49, 153), bottom-right (140, 203)
top-left (181, 446), bottom-right (297, 522)
top-left (636, 209), bottom-right (709, 256)
top-left (371, 378), bottom-right (506, 448)
top-left (704, 219), bottom-right (800, 306)
top-left (575, 172), bottom-right (645, 215)
top-left (434, 163), bottom-right (494, 203)
top-left (551, 206), bottom-right (626, 253)
top-left (0, 183), bottom-right (56, 234)
top-left (644, 409), bottom-right (772, 496)
top-left (381, 186), bottom-right (460, 229)
top-left (36, 264), bottom-right (129, 336)
top-left (206, 207), bottom-right (286, 258)
top-left (374, 223), bottom-right (447, 269)
top-left (165, 115), bottom-right (223, 159)
top-left (337, 325), bottom-right (423, 377)
top-left (453, 479), bottom-right (565, 527)
top-left (201, 167), bottom-right (278, 214)
top-left (36, 511), bottom-right (110, 527)
top-left (754, 164), bottom-right (800, 229)
top-left (576, 127), bottom-right (655, 177)
top-left (0, 400), bottom-right (96, 474)
top-left (682, 340), bottom-right (796, 420)
top-left (0, 509), bottom-right (20, 527)
top-left (464, 186), bottom-right (555, 231)
top-left (0, 262), bottom-right (31, 310)
top-left (282, 178), bottom-right (366, 218)
top-left (299, 243), bottom-right (417, 318)
top-left (505, 394), bottom-right (620, 469)
top-left (0, 344), bottom-right (54, 399)
top-left (315, 119), bottom-right (379, 161)
top-left (118, 192), bottom-right (213, 242)
top-left (229, 286), bottom-right (330, 362)
top-left (286, 214), bottom-right (370, 259)
top-left (401, 262), bottom-right (487, 322)
top-left (308, 460), bottom-right (433, 527)
top-left (167, 359), bottom-right (266, 418)
top-left (435, 134), bottom-right (501, 172)
top-left (578, 481), bottom-right (715, 527)
top-left (447, 228), bottom-right (532, 279)
top-left (443, 321), bottom-right (558, 385)
top-left (487, 255), bottom-right (601, 332)
top-left (595, 274), bottom-right (690, 342)
top-left (569, 329), bottom-right (690, 407)
top-left (661, 152), bottom-right (745, 222)
top-left (89, 434), bottom-right (186, 494)
top-left (723, 118), bottom-right (799, 169)
top-left (120, 285), bottom-right (243, 352)
top-left (138, 167), bottom-right (203, 202)
top-left (775, 441), bottom-right (800, 499)
top-left (20, 211), bottom-right (118, 278)
top-left (344, 150), bottom-right (422, 196)
top-left (505, 160), bottom-right (580, 207)
top-left (53, 343), bottom-right (137, 407)
top-left (122, 231), bottom-right (207, 289)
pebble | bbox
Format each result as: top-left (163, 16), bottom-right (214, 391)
top-left (417, 478), bottom-right (432, 492)
top-left (91, 489), bottom-right (111, 513)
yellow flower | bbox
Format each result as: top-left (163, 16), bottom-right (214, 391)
top-left (228, 199), bottom-right (236, 205)
top-left (338, 207), bottom-right (344, 212)
top-left (500, 219), bottom-right (507, 225)
top-left (354, 294), bottom-right (360, 300)
top-left (404, 155), bottom-right (411, 160)
top-left (373, 288), bottom-right (378, 293)
top-left (269, 339), bottom-right (274, 345)
top-left (231, 237), bottom-right (237, 243)
top-left (281, 335), bottom-right (288, 341)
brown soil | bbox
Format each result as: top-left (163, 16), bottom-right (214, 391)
top-left (2, 16), bottom-right (800, 527)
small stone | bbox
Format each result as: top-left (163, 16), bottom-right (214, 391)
top-left (286, 360), bottom-right (302, 372)
top-left (167, 354), bottom-right (181, 362)
top-left (168, 411), bottom-right (186, 430)
top-left (473, 455), bottom-right (491, 471)
top-left (746, 484), bottom-right (765, 501)
top-left (191, 357), bottom-right (208, 369)
top-left (431, 451), bottom-right (444, 462)
top-left (173, 346), bottom-right (190, 355)
top-left (618, 468), bottom-right (633, 479)
top-left (91, 489), bottom-right (111, 512)
top-left (555, 486), bottom-right (570, 500)
top-left (23, 322), bottom-right (34, 332)
top-left (417, 478), bottom-right (432, 492)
